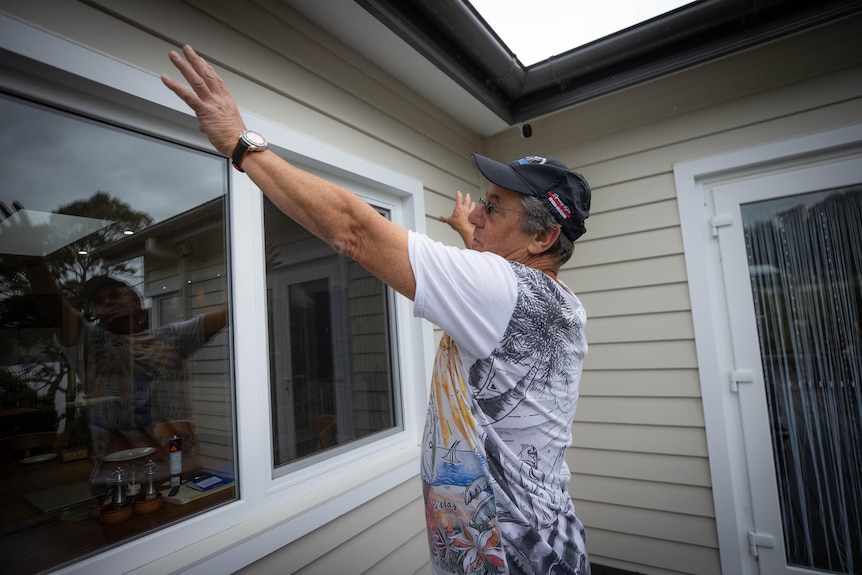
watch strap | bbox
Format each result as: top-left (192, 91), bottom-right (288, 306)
top-left (231, 131), bottom-right (267, 172)
top-left (231, 135), bottom-right (252, 172)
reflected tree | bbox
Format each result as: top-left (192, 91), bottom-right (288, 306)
top-left (0, 191), bottom-right (152, 440)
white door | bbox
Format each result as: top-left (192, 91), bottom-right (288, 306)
top-left (710, 154), bottom-right (862, 575)
top-left (269, 257), bottom-right (351, 465)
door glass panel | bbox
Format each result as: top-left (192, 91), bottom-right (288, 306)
top-left (742, 186), bottom-right (862, 574)
top-left (0, 93), bottom-right (236, 573)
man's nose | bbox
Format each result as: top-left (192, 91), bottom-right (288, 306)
top-left (468, 203), bottom-right (484, 226)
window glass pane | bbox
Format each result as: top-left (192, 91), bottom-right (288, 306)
top-left (263, 196), bottom-right (397, 468)
top-left (0, 93), bottom-right (235, 573)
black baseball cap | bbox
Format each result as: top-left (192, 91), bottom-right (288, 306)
top-left (471, 154), bottom-right (591, 241)
top-left (84, 275), bottom-right (136, 301)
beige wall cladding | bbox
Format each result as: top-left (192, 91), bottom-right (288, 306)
top-left (239, 477), bottom-right (429, 575)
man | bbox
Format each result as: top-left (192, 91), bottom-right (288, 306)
top-left (70, 275), bottom-right (226, 470)
top-left (163, 45), bottom-right (591, 575)
top-left (1, 207), bottom-right (227, 478)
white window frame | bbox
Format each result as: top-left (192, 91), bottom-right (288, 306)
top-left (0, 14), bottom-right (434, 575)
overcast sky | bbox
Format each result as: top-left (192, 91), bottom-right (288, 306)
top-left (1, 95), bottom-right (223, 226)
top-left (469, 0), bottom-right (696, 66)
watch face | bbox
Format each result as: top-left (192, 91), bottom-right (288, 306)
top-left (244, 131), bottom-right (267, 147)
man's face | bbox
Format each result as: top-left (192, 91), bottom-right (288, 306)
top-left (468, 184), bottom-right (534, 261)
top-left (92, 284), bottom-right (141, 333)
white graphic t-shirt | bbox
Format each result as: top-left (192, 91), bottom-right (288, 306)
top-left (409, 232), bottom-right (590, 575)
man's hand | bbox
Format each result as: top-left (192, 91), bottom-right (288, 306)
top-left (439, 191), bottom-right (476, 248)
top-left (161, 45), bottom-right (247, 157)
top-left (0, 200), bottom-right (24, 218)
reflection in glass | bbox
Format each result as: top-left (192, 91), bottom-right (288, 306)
top-left (743, 187), bottom-right (862, 574)
top-left (289, 278), bottom-right (335, 457)
top-left (263, 196), bottom-right (398, 469)
top-left (0, 93), bottom-right (234, 573)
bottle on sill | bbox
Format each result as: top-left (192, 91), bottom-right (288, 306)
top-left (169, 435), bottom-right (182, 487)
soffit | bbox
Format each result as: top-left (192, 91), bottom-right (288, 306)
top-left (285, 0), bottom-right (862, 136)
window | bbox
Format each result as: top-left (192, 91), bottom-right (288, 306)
top-left (0, 14), bottom-right (431, 575)
top-left (0, 93), bottom-right (236, 573)
top-left (264, 199), bottom-right (399, 469)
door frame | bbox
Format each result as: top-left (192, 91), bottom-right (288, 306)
top-left (674, 123), bottom-right (862, 575)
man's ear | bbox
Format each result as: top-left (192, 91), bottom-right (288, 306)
top-left (528, 226), bottom-right (561, 255)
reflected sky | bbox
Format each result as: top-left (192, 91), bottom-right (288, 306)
top-left (0, 93), bottom-right (225, 226)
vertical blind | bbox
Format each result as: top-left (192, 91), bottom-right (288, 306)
top-left (743, 186), bottom-right (861, 575)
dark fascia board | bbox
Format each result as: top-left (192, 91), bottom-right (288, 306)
top-left (355, 0), bottom-right (862, 124)
top-left (354, 0), bottom-right (516, 120)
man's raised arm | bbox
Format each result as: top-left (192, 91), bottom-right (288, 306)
top-left (161, 46), bottom-right (416, 300)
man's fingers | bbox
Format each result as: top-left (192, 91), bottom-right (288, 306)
top-left (1, 201), bottom-right (32, 228)
top-left (165, 47), bottom-right (219, 102)
top-left (181, 45), bottom-right (229, 98)
top-left (185, 56), bottom-right (215, 97)
top-left (162, 49), bottom-right (200, 105)
top-left (163, 45), bottom-right (246, 156)
top-left (166, 48), bottom-right (210, 100)
top-left (162, 74), bottom-right (195, 104)
top-left (453, 191), bottom-right (474, 210)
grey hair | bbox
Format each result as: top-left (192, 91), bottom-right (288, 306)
top-left (518, 195), bottom-right (574, 264)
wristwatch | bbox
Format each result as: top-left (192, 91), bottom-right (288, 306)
top-left (231, 130), bottom-right (268, 172)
